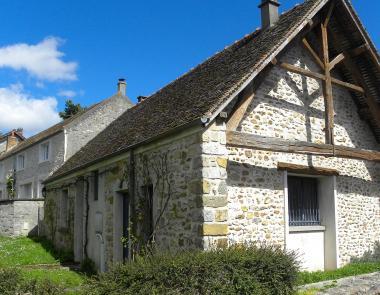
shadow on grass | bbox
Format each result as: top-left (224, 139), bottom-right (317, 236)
top-left (28, 236), bottom-right (77, 268)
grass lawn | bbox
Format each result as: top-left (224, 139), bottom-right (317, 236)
top-left (298, 261), bottom-right (380, 285)
top-left (0, 236), bottom-right (58, 267)
top-left (0, 236), bottom-right (85, 290)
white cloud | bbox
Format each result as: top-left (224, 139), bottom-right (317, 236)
top-left (0, 84), bottom-right (61, 136)
top-left (58, 90), bottom-right (76, 98)
top-left (0, 37), bottom-right (77, 81)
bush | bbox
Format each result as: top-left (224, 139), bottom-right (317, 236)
top-left (84, 244), bottom-right (299, 295)
top-left (351, 241), bottom-right (380, 263)
top-left (0, 268), bottom-right (64, 295)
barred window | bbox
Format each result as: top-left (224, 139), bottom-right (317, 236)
top-left (288, 176), bottom-right (320, 227)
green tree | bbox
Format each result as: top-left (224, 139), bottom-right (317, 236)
top-left (59, 99), bottom-right (85, 119)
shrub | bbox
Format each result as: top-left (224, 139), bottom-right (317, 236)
top-left (351, 241), bottom-right (380, 263)
top-left (81, 258), bottom-right (97, 276)
top-left (84, 244), bottom-right (299, 295)
top-left (0, 268), bottom-right (64, 295)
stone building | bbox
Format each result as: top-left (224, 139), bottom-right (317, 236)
top-left (43, 0), bottom-right (379, 272)
top-left (0, 80), bottom-right (133, 236)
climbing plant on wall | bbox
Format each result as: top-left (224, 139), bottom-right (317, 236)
top-left (6, 173), bottom-right (15, 199)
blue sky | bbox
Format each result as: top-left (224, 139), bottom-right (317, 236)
top-left (0, 0), bottom-right (378, 136)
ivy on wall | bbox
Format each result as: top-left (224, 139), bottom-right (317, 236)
top-left (6, 173), bottom-right (15, 199)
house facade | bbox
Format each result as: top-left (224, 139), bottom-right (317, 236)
top-left (43, 0), bottom-right (380, 272)
top-left (0, 80), bottom-right (133, 236)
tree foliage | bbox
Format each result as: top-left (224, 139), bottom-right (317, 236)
top-left (59, 99), bottom-right (85, 120)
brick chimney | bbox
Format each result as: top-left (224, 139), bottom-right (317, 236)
top-left (259, 0), bottom-right (280, 29)
top-left (6, 131), bottom-right (19, 151)
top-left (117, 78), bottom-right (127, 96)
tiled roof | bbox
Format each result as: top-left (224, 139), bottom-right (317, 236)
top-left (47, 0), bottom-right (326, 181)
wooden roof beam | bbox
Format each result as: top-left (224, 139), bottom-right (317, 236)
top-left (350, 44), bottom-right (370, 57)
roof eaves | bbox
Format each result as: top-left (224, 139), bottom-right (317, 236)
top-left (45, 117), bottom-right (204, 184)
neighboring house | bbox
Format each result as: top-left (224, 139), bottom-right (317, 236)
top-left (0, 79), bottom-right (133, 236)
top-left (0, 129), bottom-right (25, 155)
top-left (43, 0), bottom-right (379, 272)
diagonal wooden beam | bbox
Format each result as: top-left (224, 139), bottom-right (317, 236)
top-left (330, 77), bottom-right (364, 94)
top-left (227, 93), bottom-right (255, 131)
top-left (302, 38), bottom-right (325, 70)
top-left (277, 61), bottom-right (326, 81)
top-left (277, 61), bottom-right (365, 94)
top-left (329, 53), bottom-right (345, 70)
top-left (324, 1), bottom-right (336, 27)
top-left (321, 23), bottom-right (334, 144)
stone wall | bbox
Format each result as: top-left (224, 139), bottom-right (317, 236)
top-left (201, 120), bottom-right (229, 249)
top-left (0, 201), bottom-right (14, 236)
top-left (225, 42), bottom-right (380, 266)
top-left (44, 127), bottom-right (205, 270)
top-left (0, 200), bottom-right (44, 236)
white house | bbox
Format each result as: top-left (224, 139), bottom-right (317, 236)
top-left (0, 79), bottom-right (133, 236)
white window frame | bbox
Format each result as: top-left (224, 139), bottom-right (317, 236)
top-left (16, 153), bottom-right (26, 171)
top-left (17, 178), bottom-right (34, 199)
top-left (39, 140), bottom-right (51, 163)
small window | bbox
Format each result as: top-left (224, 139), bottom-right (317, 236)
top-left (60, 189), bottom-right (69, 228)
top-left (0, 190), bottom-right (3, 199)
top-left (141, 184), bottom-right (154, 243)
top-left (39, 142), bottom-right (50, 162)
top-left (17, 154), bottom-right (25, 170)
top-left (288, 176), bottom-right (320, 227)
top-left (93, 171), bottom-right (99, 201)
top-left (19, 182), bottom-right (33, 199)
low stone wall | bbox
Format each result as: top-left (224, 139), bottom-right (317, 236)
top-left (0, 199), bottom-right (44, 237)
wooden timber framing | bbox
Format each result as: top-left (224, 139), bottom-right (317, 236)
top-left (321, 22), bottom-right (334, 144)
top-left (227, 93), bottom-right (255, 131)
top-left (302, 38), bottom-right (325, 70)
top-left (273, 60), bottom-right (365, 94)
top-left (226, 131), bottom-right (380, 163)
top-left (277, 162), bottom-right (339, 176)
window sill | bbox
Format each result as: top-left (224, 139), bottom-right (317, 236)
top-left (289, 225), bottom-right (326, 233)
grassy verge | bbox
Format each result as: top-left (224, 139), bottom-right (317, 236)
top-left (0, 236), bottom-right (85, 291)
top-left (0, 236), bottom-right (58, 267)
top-left (298, 262), bottom-right (380, 285)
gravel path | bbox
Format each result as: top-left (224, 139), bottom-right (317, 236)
top-left (301, 272), bottom-right (380, 295)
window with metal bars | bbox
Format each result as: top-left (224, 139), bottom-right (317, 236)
top-left (288, 176), bottom-right (320, 227)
